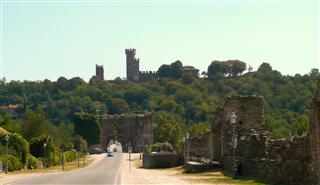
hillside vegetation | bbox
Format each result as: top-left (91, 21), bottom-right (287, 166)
top-left (0, 61), bottom-right (318, 156)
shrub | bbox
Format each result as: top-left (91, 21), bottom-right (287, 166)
top-left (0, 127), bottom-right (29, 165)
top-left (64, 150), bottom-right (77, 162)
top-left (26, 154), bottom-right (38, 169)
top-left (53, 150), bottom-right (60, 166)
top-left (0, 155), bottom-right (21, 171)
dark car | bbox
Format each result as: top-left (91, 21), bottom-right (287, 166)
top-left (89, 147), bottom-right (104, 154)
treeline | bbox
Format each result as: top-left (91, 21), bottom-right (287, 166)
top-left (0, 61), bottom-right (318, 154)
top-left (0, 110), bottom-right (88, 171)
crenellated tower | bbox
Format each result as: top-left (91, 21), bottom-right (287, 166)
top-left (95, 65), bottom-right (104, 81)
top-left (125, 49), bottom-right (140, 81)
top-left (89, 64), bottom-right (104, 83)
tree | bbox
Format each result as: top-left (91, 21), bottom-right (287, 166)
top-left (72, 135), bottom-right (88, 153)
top-left (56, 77), bottom-right (68, 90)
top-left (158, 61), bottom-right (183, 79)
top-left (157, 98), bottom-right (178, 112)
top-left (67, 77), bottom-right (86, 91)
top-left (158, 65), bottom-right (171, 78)
top-left (170, 60), bottom-right (183, 79)
top-left (124, 87), bottom-right (151, 105)
top-left (73, 113), bottom-right (101, 145)
top-left (227, 60), bottom-right (246, 77)
top-left (309, 68), bottom-right (319, 78)
top-left (154, 112), bottom-right (183, 153)
top-left (258, 63), bottom-right (272, 72)
top-left (182, 73), bottom-right (194, 85)
top-left (207, 61), bottom-right (227, 79)
top-left (110, 98), bottom-right (129, 114)
top-left (19, 110), bottom-right (55, 141)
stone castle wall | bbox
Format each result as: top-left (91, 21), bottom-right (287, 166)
top-left (212, 96), bottom-right (265, 160)
top-left (186, 94), bottom-right (319, 185)
top-left (186, 131), bottom-right (211, 161)
top-left (139, 71), bottom-right (159, 82)
top-left (100, 112), bottom-right (153, 152)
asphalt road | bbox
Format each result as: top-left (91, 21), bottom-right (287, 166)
top-left (7, 148), bottom-right (123, 185)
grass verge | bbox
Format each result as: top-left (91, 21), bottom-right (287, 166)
top-left (6, 155), bottom-right (95, 175)
top-left (173, 167), bottom-right (267, 185)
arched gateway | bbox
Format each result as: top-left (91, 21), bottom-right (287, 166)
top-left (99, 112), bottom-right (154, 152)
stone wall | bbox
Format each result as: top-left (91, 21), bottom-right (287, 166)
top-left (225, 130), bottom-right (314, 185)
top-left (100, 112), bottom-right (153, 152)
top-left (212, 96), bottom-right (265, 160)
top-left (186, 131), bottom-right (211, 162)
top-left (185, 93), bottom-right (320, 185)
top-left (139, 71), bottom-right (159, 82)
top-left (143, 152), bottom-right (180, 168)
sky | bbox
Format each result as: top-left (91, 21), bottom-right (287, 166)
top-left (1, 0), bottom-right (319, 82)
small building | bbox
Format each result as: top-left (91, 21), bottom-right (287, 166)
top-left (183, 66), bottom-right (199, 77)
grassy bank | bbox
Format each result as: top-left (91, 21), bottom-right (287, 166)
top-left (173, 167), bottom-right (267, 185)
top-left (7, 155), bottom-right (95, 174)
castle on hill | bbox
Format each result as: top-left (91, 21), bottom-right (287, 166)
top-left (90, 48), bottom-right (199, 83)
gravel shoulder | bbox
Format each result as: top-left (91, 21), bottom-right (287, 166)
top-left (120, 153), bottom-right (205, 185)
top-left (120, 153), bottom-right (266, 185)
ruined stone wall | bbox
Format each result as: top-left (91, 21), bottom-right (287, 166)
top-left (224, 130), bottom-right (314, 185)
top-left (186, 131), bottom-right (211, 161)
top-left (181, 90), bottom-right (320, 184)
top-left (207, 95), bottom-right (318, 185)
top-left (100, 112), bottom-right (153, 152)
top-left (212, 96), bottom-right (265, 159)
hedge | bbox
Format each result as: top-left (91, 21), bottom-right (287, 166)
top-left (64, 150), bottom-right (78, 162)
top-left (26, 154), bottom-right (39, 169)
top-left (0, 127), bottom-right (29, 165)
top-left (0, 155), bottom-right (21, 171)
top-left (73, 113), bottom-right (101, 145)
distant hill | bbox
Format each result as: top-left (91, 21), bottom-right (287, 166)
top-left (0, 62), bottom-right (318, 139)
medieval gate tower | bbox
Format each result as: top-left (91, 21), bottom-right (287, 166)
top-left (126, 49), bottom-right (140, 81)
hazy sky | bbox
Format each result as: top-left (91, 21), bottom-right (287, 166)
top-left (1, 0), bottom-right (319, 81)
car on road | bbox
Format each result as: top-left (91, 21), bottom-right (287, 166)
top-left (89, 147), bottom-right (104, 154)
top-left (107, 151), bottom-right (113, 157)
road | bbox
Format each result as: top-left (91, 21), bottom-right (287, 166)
top-left (6, 147), bottom-right (123, 185)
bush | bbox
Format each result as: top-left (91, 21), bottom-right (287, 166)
top-left (0, 127), bottom-right (29, 165)
top-left (53, 150), bottom-right (60, 166)
top-left (26, 154), bottom-right (38, 169)
top-left (0, 155), bottom-right (21, 171)
top-left (65, 150), bottom-right (77, 162)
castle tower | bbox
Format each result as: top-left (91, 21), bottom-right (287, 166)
top-left (125, 49), bottom-right (140, 81)
top-left (310, 78), bottom-right (320, 183)
top-left (89, 64), bottom-right (104, 83)
top-left (95, 65), bottom-right (104, 81)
